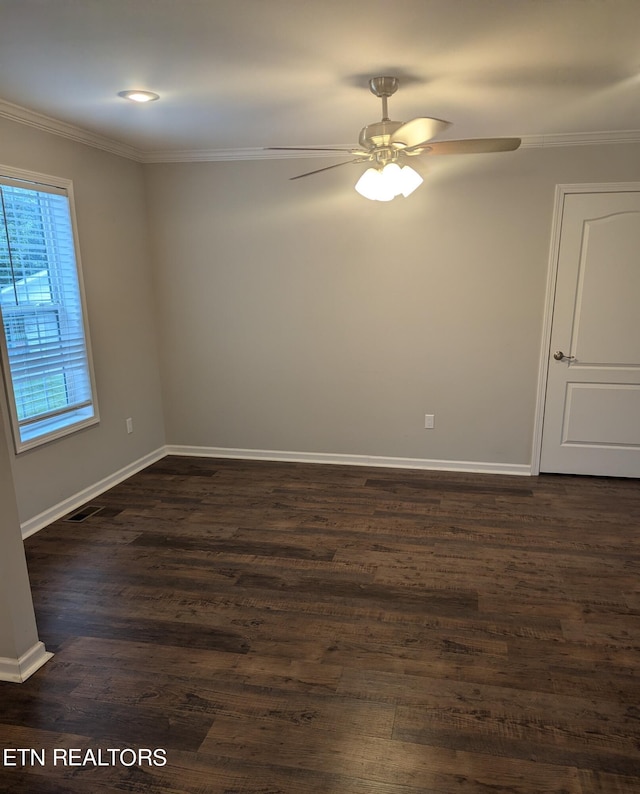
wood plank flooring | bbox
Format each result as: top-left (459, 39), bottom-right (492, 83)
top-left (1, 456), bottom-right (639, 793)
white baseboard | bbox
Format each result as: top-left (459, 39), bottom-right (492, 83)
top-left (165, 445), bottom-right (532, 476)
top-left (0, 641), bottom-right (53, 683)
top-left (20, 446), bottom-right (166, 539)
top-left (20, 444), bottom-right (531, 540)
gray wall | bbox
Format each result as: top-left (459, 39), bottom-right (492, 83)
top-left (0, 116), bottom-right (166, 523)
top-left (145, 143), bottom-right (640, 467)
top-left (2, 111), bottom-right (640, 529)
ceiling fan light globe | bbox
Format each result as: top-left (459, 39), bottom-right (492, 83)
top-left (399, 165), bottom-right (423, 197)
top-left (381, 162), bottom-right (403, 196)
top-left (356, 168), bottom-right (396, 201)
top-left (355, 163), bottom-right (423, 201)
top-left (354, 167), bottom-right (378, 199)
top-left (355, 167), bottom-right (390, 201)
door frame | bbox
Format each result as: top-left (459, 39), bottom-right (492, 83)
top-left (531, 181), bottom-right (640, 475)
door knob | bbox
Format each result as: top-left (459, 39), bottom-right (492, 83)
top-left (553, 351), bottom-right (576, 361)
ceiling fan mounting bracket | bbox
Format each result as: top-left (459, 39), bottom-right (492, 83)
top-left (369, 76), bottom-right (400, 123)
top-left (369, 76), bottom-right (399, 98)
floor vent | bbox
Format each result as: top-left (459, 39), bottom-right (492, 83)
top-left (65, 505), bottom-right (105, 523)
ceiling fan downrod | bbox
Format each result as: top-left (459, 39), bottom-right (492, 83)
top-left (369, 76), bottom-right (399, 122)
top-left (359, 76), bottom-right (404, 150)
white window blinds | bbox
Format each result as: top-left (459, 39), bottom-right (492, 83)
top-left (0, 172), bottom-right (98, 451)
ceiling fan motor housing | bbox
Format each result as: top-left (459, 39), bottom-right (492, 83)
top-left (358, 120), bottom-right (404, 150)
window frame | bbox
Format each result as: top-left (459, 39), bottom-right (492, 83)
top-left (0, 165), bottom-right (99, 453)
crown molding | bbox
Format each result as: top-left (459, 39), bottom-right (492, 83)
top-left (520, 130), bottom-right (640, 148)
top-left (2, 97), bottom-right (640, 164)
top-left (0, 99), bottom-right (144, 161)
top-left (138, 146), bottom-right (356, 163)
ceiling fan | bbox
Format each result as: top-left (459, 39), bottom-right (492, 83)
top-left (267, 76), bottom-right (521, 200)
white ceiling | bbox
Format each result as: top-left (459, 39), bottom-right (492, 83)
top-left (1, 0), bottom-right (640, 159)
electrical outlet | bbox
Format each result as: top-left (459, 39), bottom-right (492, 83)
top-left (126, 417), bottom-right (133, 434)
top-left (424, 414), bottom-right (435, 429)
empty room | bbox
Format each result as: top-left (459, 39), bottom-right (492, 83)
top-left (0, 1), bottom-right (639, 792)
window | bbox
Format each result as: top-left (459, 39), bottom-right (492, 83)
top-left (0, 168), bottom-right (98, 452)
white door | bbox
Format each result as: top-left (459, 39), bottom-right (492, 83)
top-left (540, 188), bottom-right (640, 477)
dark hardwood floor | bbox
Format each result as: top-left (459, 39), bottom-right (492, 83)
top-left (1, 456), bottom-right (639, 793)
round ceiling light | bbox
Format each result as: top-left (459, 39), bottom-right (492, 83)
top-left (118, 90), bottom-right (159, 103)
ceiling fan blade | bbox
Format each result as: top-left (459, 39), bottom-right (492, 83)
top-left (289, 158), bottom-right (365, 180)
top-left (420, 137), bottom-right (521, 155)
top-left (390, 117), bottom-right (452, 149)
